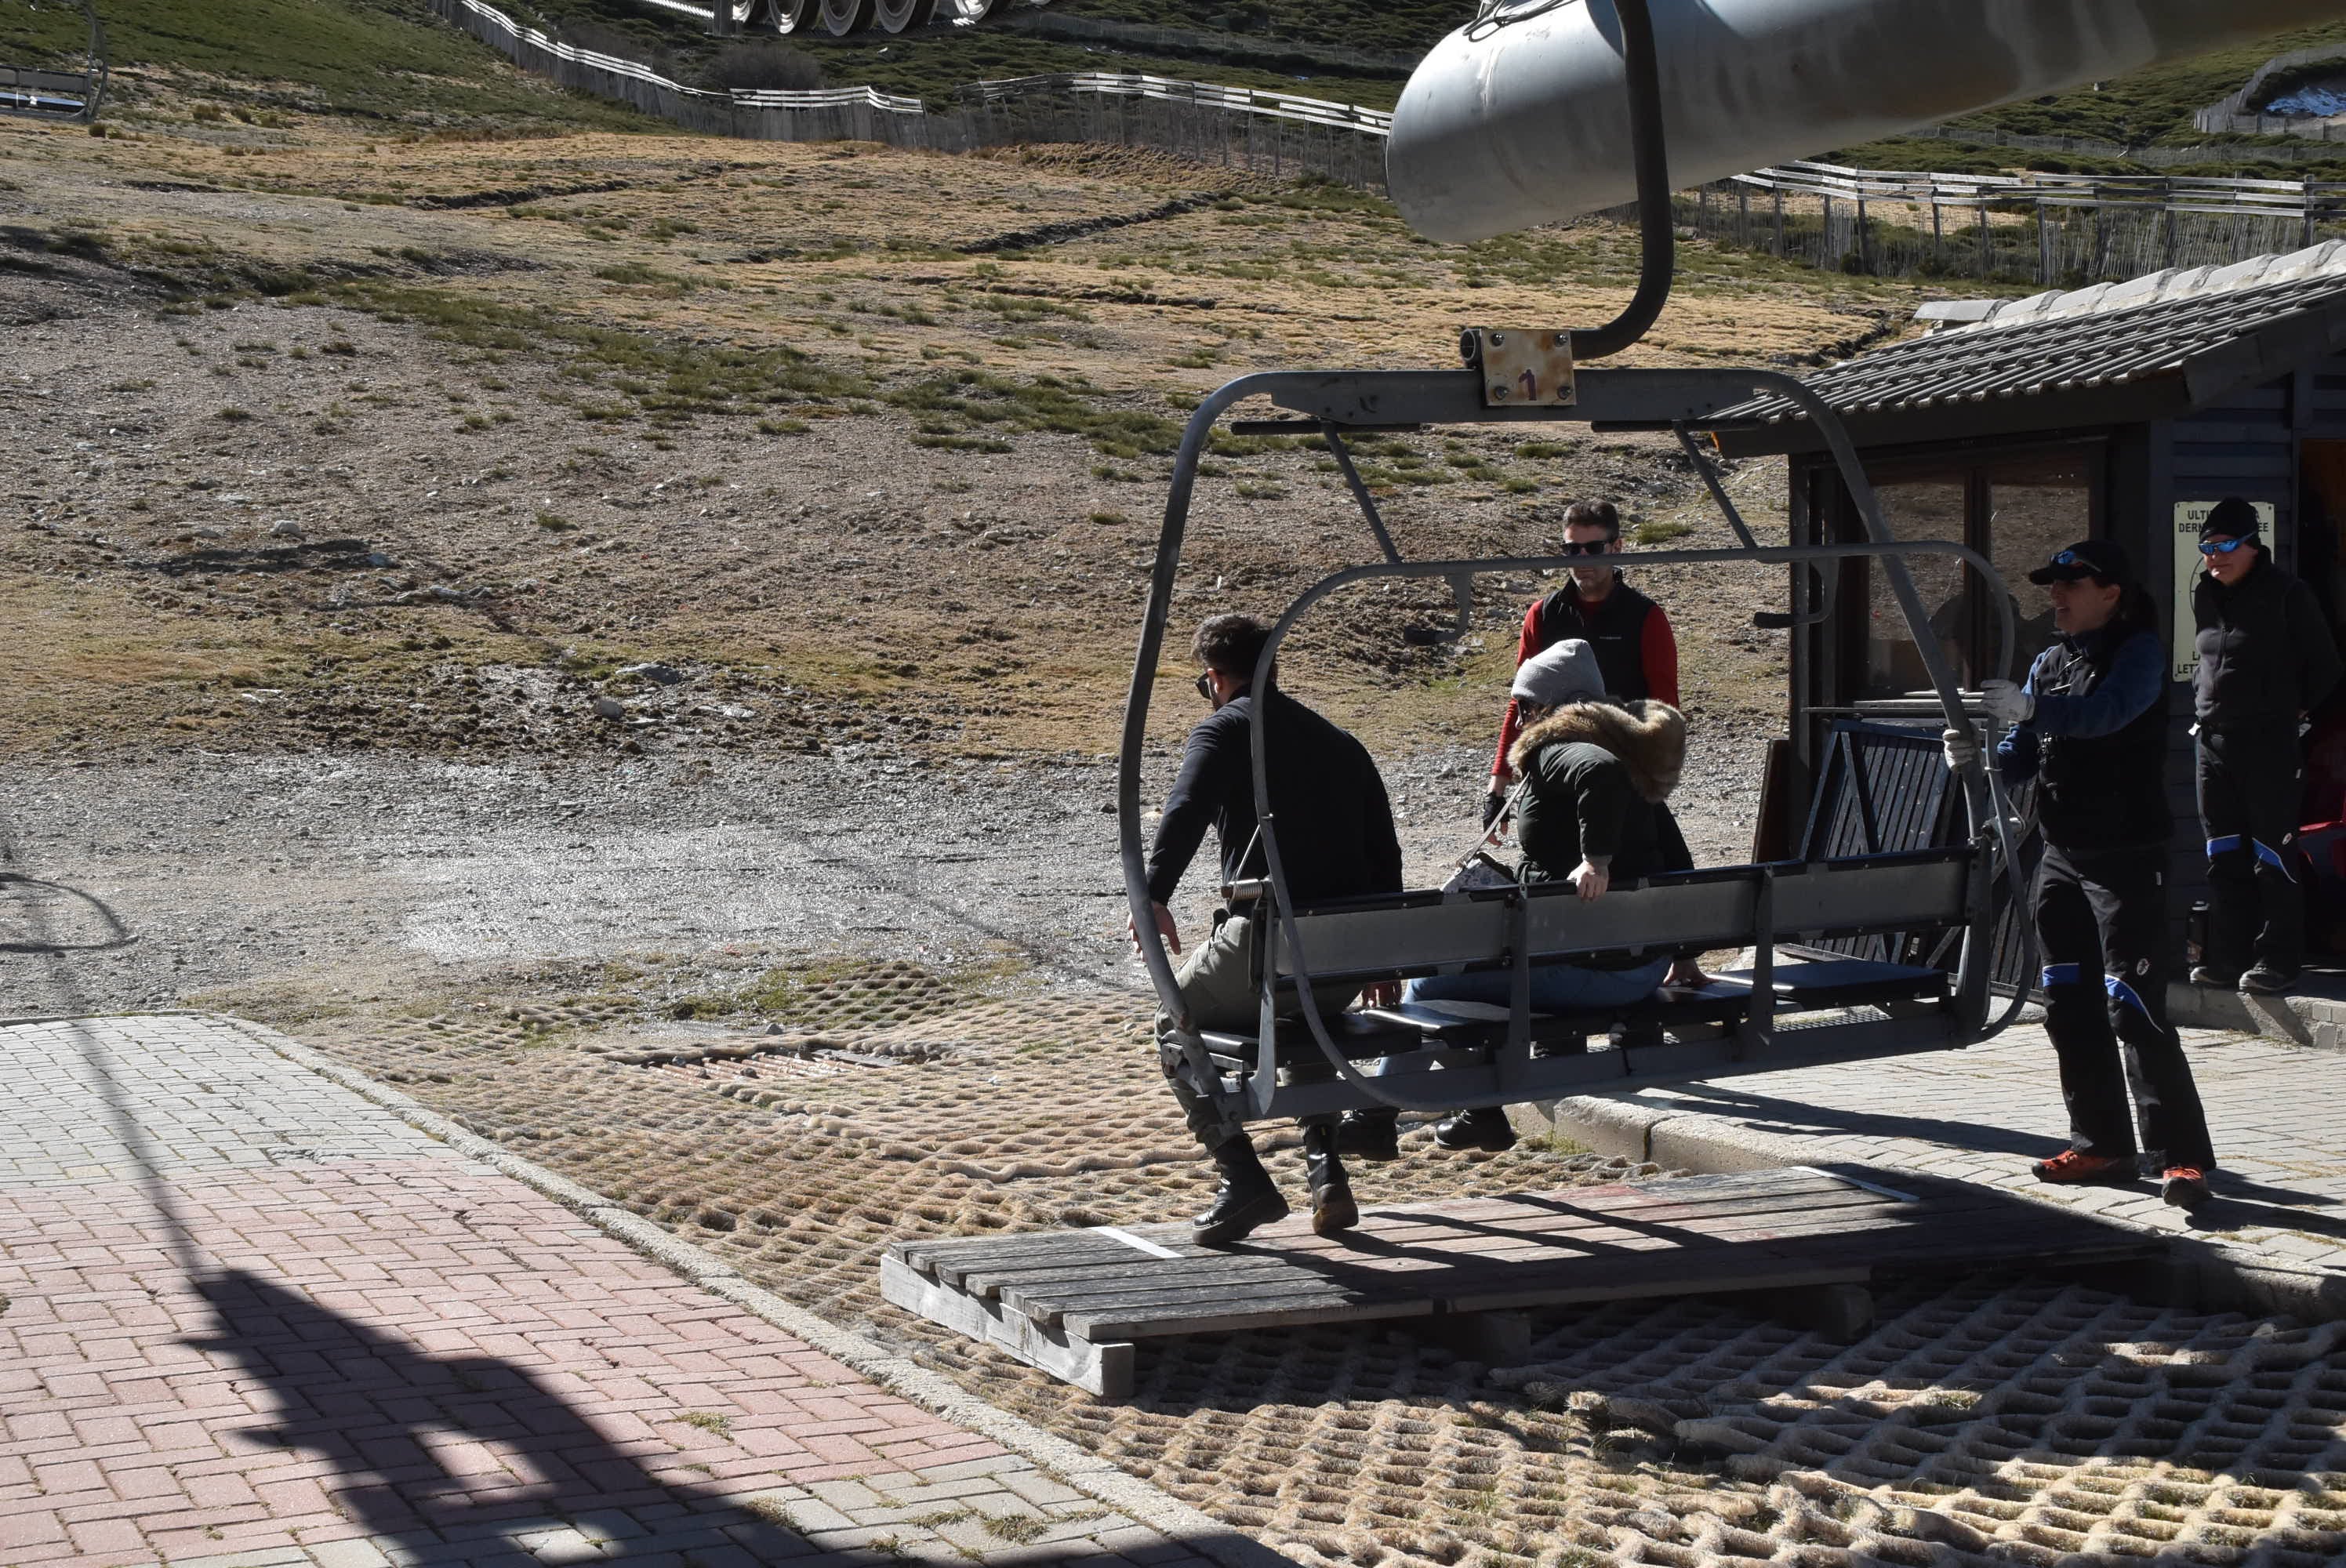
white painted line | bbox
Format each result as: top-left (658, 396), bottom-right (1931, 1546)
top-left (1091, 1225), bottom-right (1183, 1259)
top-left (1799, 1166), bottom-right (1922, 1203)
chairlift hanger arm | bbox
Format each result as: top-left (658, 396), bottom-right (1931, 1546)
top-left (1568, 0), bottom-right (1670, 362)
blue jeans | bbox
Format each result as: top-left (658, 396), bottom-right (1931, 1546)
top-left (1404, 956), bottom-right (1669, 1013)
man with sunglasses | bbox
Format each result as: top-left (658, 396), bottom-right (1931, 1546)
top-left (1484, 499), bottom-right (1680, 829)
top-left (2191, 495), bottom-right (2341, 995)
top-left (1131, 613), bottom-right (1404, 1245)
top-left (1955, 539), bottom-right (2216, 1209)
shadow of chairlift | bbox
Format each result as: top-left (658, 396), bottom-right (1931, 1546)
top-left (0, 2), bottom-right (106, 125)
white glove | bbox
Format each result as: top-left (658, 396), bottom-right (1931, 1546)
top-left (1980, 679), bottom-right (2035, 727)
top-left (1941, 727), bottom-right (1981, 773)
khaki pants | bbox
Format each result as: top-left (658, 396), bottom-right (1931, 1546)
top-left (1154, 913), bottom-right (1361, 1149)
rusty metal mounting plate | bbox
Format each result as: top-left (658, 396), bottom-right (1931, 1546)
top-left (1465, 327), bottom-right (1574, 408)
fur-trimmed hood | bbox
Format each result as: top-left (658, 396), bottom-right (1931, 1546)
top-left (1509, 699), bottom-right (1687, 802)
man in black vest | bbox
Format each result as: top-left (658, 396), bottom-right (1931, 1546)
top-left (1953, 539), bottom-right (2216, 1209)
top-left (1484, 499), bottom-right (1679, 828)
top-left (2190, 496), bottom-right (2341, 994)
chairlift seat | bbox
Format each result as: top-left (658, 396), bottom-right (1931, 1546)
top-left (1166, 849), bottom-right (1985, 1124)
top-left (1715, 958), bottom-right (1948, 1009)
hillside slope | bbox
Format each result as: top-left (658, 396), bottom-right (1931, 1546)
top-left (0, 0), bottom-right (643, 123)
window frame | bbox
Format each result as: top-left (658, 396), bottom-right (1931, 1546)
top-left (1812, 437), bottom-right (2108, 704)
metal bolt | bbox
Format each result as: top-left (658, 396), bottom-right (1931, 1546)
top-left (1491, 332), bottom-right (1506, 345)
top-left (1553, 333), bottom-right (1570, 347)
top-left (1490, 384), bottom-right (1509, 401)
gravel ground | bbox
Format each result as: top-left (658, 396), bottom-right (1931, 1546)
top-left (1, 729), bottom-right (1766, 1022)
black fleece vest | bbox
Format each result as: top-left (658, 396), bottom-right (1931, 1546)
top-left (1536, 579), bottom-right (1660, 702)
top-left (2036, 627), bottom-right (2170, 854)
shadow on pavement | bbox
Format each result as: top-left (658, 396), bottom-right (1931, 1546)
top-left (183, 1268), bottom-right (859, 1562)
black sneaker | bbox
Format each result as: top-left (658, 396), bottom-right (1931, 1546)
top-left (2188, 964), bottom-right (2240, 988)
top-left (2239, 964), bottom-right (2301, 996)
top-left (1432, 1107), bottom-right (1517, 1152)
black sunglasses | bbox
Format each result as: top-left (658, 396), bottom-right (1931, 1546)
top-left (1561, 539), bottom-right (1615, 557)
top-left (1194, 672), bottom-right (1214, 702)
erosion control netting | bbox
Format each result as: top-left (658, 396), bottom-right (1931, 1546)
top-left (307, 971), bottom-right (2346, 1568)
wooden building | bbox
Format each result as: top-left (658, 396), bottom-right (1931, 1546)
top-left (1716, 241), bottom-right (2346, 960)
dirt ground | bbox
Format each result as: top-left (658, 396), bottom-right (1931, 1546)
top-left (0, 103), bottom-right (1894, 1026)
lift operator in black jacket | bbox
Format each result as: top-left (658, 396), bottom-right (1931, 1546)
top-left (1951, 539), bottom-right (2216, 1210)
top-left (2189, 495), bottom-right (2343, 996)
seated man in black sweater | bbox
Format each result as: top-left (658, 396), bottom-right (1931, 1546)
top-left (1132, 613), bottom-right (1404, 1245)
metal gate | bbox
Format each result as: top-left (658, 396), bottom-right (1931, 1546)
top-left (1800, 720), bottom-right (2039, 988)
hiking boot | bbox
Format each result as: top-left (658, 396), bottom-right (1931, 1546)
top-left (1302, 1121), bottom-right (1359, 1236)
top-left (2188, 964), bottom-right (2240, 988)
top-left (1191, 1137), bottom-right (1285, 1247)
top-left (2030, 1149), bottom-right (2137, 1186)
top-left (1433, 1106), bottom-right (1517, 1153)
top-left (2239, 963), bottom-right (2301, 995)
top-left (1334, 1108), bottom-right (1400, 1163)
top-left (2162, 1167), bottom-right (2213, 1210)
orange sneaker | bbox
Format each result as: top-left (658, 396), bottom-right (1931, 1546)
top-left (2161, 1167), bottom-right (2212, 1210)
top-left (2031, 1149), bottom-right (2137, 1186)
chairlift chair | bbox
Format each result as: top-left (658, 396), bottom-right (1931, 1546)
top-left (0, 0), bottom-right (104, 123)
top-left (1117, 0), bottom-right (2034, 1134)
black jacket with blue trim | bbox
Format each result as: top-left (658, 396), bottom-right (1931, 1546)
top-left (1996, 617), bottom-right (2169, 855)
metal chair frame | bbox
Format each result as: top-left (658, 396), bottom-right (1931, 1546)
top-left (1, 0), bottom-right (105, 123)
top-left (1115, 0), bottom-right (2033, 1130)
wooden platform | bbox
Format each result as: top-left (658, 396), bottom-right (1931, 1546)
top-left (881, 1167), bottom-right (2163, 1396)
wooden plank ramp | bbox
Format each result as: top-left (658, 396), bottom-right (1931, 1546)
top-left (881, 1166), bottom-right (2163, 1397)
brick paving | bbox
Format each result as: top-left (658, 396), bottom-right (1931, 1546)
top-left (1552, 1018), bottom-right (2346, 1287)
top-left (0, 1015), bottom-right (1233, 1568)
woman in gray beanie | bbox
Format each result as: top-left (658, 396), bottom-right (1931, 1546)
top-left (1406, 639), bottom-right (1690, 1147)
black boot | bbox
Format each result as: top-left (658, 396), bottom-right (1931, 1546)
top-left (1335, 1107), bottom-right (1400, 1162)
top-left (1192, 1136), bottom-right (1286, 1247)
top-left (1433, 1106), bottom-right (1517, 1152)
top-left (1302, 1120), bottom-right (1359, 1236)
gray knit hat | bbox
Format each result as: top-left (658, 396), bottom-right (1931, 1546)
top-left (1511, 638), bottom-right (1607, 708)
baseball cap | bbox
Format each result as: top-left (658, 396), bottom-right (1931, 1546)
top-left (2027, 539), bottom-right (2130, 586)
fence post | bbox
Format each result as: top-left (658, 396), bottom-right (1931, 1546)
top-left (1773, 187), bottom-right (1785, 256)
top-left (1737, 183), bottom-right (1749, 246)
top-left (1978, 200), bottom-right (1991, 278)
top-left (2165, 200), bottom-right (2179, 269)
top-left (2035, 198), bottom-right (2049, 283)
top-left (1820, 192), bottom-right (1832, 267)
top-left (1856, 195), bottom-right (1869, 273)
top-left (1931, 196), bottom-right (1942, 271)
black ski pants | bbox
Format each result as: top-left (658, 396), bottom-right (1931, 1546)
top-left (2196, 725), bottom-right (2306, 976)
top-left (2034, 843), bottom-right (2215, 1170)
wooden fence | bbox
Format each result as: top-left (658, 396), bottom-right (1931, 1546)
top-left (430, 0), bottom-right (1389, 183)
top-left (434, 0), bottom-right (2346, 283)
top-left (1683, 160), bottom-right (2346, 285)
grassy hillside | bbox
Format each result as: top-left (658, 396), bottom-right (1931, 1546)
top-left (1944, 18), bottom-right (2346, 147)
top-left (0, 0), bottom-right (644, 124)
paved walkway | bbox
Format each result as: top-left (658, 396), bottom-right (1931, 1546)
top-left (1552, 1018), bottom-right (2346, 1301)
top-left (0, 1015), bottom-right (1239, 1568)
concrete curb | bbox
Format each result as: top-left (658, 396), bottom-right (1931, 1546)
top-left (224, 1017), bottom-right (1296, 1568)
top-left (1541, 1091), bottom-right (2346, 1326)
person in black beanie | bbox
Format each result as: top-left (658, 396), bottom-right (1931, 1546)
top-left (2191, 495), bottom-right (2342, 995)
top-left (1949, 539), bottom-right (2216, 1209)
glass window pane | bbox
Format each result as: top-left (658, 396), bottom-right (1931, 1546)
top-left (1862, 478), bottom-right (1970, 698)
top-left (1986, 452), bottom-right (2094, 681)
